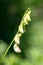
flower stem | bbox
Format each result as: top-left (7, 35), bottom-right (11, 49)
top-left (1, 37), bottom-right (14, 60)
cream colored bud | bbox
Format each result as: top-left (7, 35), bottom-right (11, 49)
top-left (19, 25), bottom-right (24, 33)
top-left (13, 44), bottom-right (21, 53)
top-left (23, 15), bottom-right (31, 25)
top-left (25, 8), bottom-right (31, 15)
top-left (14, 33), bottom-right (21, 44)
top-left (23, 9), bottom-right (31, 25)
top-left (26, 14), bottom-right (31, 21)
top-left (27, 9), bottom-right (31, 15)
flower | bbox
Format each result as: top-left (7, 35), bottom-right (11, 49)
top-left (19, 24), bottom-right (24, 33)
top-left (23, 9), bottom-right (31, 25)
top-left (13, 44), bottom-right (21, 53)
top-left (14, 33), bottom-right (21, 44)
top-left (25, 8), bottom-right (31, 15)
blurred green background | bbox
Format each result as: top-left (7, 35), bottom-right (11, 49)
top-left (0, 0), bottom-right (43, 65)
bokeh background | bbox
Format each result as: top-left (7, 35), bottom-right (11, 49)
top-left (0, 0), bottom-right (43, 65)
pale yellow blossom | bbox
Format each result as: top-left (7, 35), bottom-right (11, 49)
top-left (14, 33), bottom-right (21, 44)
top-left (13, 44), bottom-right (21, 53)
top-left (23, 9), bottom-right (31, 25)
top-left (19, 25), bottom-right (24, 33)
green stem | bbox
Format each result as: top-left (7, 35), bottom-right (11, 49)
top-left (0, 30), bottom-right (20, 61)
top-left (1, 37), bottom-right (14, 61)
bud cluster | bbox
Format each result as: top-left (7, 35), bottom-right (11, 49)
top-left (14, 8), bottom-right (31, 53)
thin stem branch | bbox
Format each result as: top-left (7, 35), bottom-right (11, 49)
top-left (1, 37), bottom-right (14, 60)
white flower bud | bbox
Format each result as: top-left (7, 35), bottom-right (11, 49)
top-left (19, 25), bottom-right (24, 33)
top-left (23, 10), bottom-right (31, 25)
top-left (26, 14), bottom-right (31, 21)
top-left (13, 44), bottom-right (21, 53)
top-left (25, 8), bottom-right (31, 15)
top-left (14, 33), bottom-right (21, 44)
